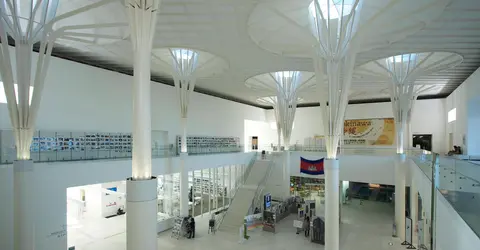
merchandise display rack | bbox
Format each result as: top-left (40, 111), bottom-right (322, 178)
top-left (193, 177), bottom-right (225, 197)
top-left (176, 136), bottom-right (241, 155)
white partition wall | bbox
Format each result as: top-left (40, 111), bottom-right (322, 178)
top-left (265, 99), bottom-right (447, 154)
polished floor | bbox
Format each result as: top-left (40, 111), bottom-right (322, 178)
top-left (69, 199), bottom-right (406, 250)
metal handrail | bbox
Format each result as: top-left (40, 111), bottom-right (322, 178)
top-left (249, 153), bottom-right (278, 214)
top-left (215, 152), bottom-right (257, 230)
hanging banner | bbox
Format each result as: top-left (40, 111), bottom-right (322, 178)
top-left (300, 157), bottom-right (324, 175)
top-left (343, 118), bottom-right (395, 146)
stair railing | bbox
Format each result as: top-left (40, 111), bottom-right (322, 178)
top-left (215, 152), bottom-right (257, 231)
top-left (249, 152), bottom-right (278, 214)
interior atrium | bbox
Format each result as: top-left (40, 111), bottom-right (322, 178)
top-left (0, 0), bottom-right (480, 250)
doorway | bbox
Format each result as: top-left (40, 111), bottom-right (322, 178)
top-left (251, 136), bottom-right (258, 150)
top-left (412, 134), bottom-right (432, 151)
top-left (448, 133), bottom-right (453, 152)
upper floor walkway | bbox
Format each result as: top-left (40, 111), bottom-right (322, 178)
top-left (1, 130), bottom-right (479, 249)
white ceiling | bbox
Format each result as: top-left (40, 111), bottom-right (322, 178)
top-left (47, 0), bottom-right (480, 108)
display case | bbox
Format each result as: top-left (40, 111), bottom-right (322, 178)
top-left (176, 136), bottom-right (241, 155)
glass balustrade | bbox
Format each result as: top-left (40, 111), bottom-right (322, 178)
top-left (0, 129), bottom-right (245, 164)
top-left (410, 150), bottom-right (480, 240)
top-left (436, 156), bottom-right (480, 238)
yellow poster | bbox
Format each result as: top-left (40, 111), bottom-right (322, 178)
top-left (343, 118), bottom-right (395, 146)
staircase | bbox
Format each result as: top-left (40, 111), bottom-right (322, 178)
top-left (217, 157), bottom-right (272, 234)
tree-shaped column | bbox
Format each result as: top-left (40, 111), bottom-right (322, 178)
top-left (151, 47), bottom-right (228, 217)
top-left (0, 1), bottom-right (128, 248)
top-left (248, 1), bottom-right (451, 247)
top-left (246, 71), bottom-right (314, 198)
top-left (124, 0), bottom-right (160, 249)
top-left (356, 51), bottom-right (462, 244)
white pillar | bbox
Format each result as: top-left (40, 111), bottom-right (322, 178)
top-left (228, 165), bottom-right (232, 205)
top-left (406, 122), bottom-right (412, 150)
top-left (222, 166), bottom-right (226, 208)
top-left (200, 170), bottom-right (204, 216)
top-left (325, 159), bottom-right (340, 250)
top-left (126, 178), bottom-right (157, 250)
top-left (130, 34), bottom-right (153, 180)
top-left (283, 151), bottom-right (291, 198)
top-left (410, 179), bottom-right (418, 246)
top-left (180, 118), bottom-right (188, 153)
top-left (277, 130), bottom-right (282, 152)
top-left (191, 171), bottom-right (195, 217)
top-left (208, 168), bottom-right (212, 213)
top-left (395, 153), bottom-right (406, 241)
top-left (126, 1), bottom-right (159, 248)
top-left (14, 160), bottom-right (35, 250)
top-left (179, 153), bottom-right (189, 217)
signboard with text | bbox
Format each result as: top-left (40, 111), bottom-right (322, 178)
top-left (343, 118), bottom-right (395, 146)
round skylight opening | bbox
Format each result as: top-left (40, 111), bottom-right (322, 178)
top-left (387, 54), bottom-right (418, 63)
top-left (172, 48), bottom-right (196, 61)
top-left (308, 0), bottom-right (354, 20)
top-left (275, 71), bottom-right (298, 79)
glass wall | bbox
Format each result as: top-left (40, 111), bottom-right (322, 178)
top-left (156, 164), bottom-right (245, 220)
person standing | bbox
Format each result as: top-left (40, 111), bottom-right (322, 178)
top-left (304, 216), bottom-right (310, 237)
top-left (190, 216), bottom-right (196, 238)
top-left (209, 214), bottom-right (216, 234)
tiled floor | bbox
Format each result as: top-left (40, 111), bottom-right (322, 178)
top-left (69, 199), bottom-right (406, 250)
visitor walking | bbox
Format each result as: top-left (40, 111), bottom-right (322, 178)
top-left (208, 214), bottom-right (216, 234)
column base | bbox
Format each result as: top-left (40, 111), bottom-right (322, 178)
top-left (14, 160), bottom-right (35, 250)
top-left (126, 177), bottom-right (157, 250)
top-left (283, 151), bottom-right (291, 199)
top-left (325, 159), bottom-right (340, 250)
top-left (179, 154), bottom-right (189, 217)
top-left (394, 153), bottom-right (406, 241)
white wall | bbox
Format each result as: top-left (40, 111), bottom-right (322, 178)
top-left (436, 190), bottom-right (480, 250)
top-left (288, 151), bottom-right (399, 185)
top-left (244, 119), bottom-right (276, 151)
top-left (445, 67), bottom-right (480, 155)
top-left (467, 97), bottom-right (480, 155)
top-left (0, 46), bottom-right (268, 145)
top-left (266, 99), bottom-right (447, 154)
top-left (0, 152), bottom-right (255, 250)
top-left (0, 165), bottom-right (13, 250)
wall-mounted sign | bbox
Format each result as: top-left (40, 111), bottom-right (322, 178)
top-left (343, 118), bottom-right (395, 146)
top-left (264, 193), bottom-right (272, 209)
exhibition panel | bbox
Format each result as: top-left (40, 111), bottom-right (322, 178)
top-left (176, 135), bottom-right (242, 155)
top-left (0, 129), bottom-right (171, 164)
